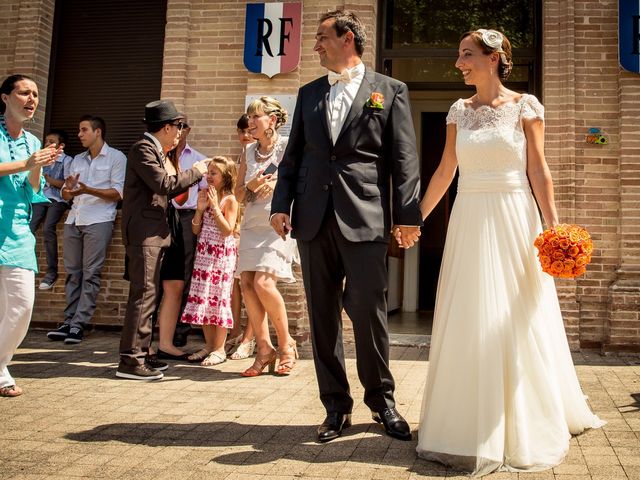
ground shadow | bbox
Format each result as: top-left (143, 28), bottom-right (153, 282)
top-left (65, 421), bottom-right (450, 476)
top-left (10, 349), bottom-right (266, 382)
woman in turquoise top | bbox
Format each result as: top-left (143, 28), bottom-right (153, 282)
top-left (0, 74), bottom-right (62, 397)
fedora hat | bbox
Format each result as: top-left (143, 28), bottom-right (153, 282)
top-left (143, 100), bottom-right (184, 124)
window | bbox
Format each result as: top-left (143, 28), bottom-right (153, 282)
top-left (378, 0), bottom-right (541, 92)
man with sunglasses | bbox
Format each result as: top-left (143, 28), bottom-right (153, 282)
top-left (117, 100), bottom-right (208, 380)
top-left (47, 115), bottom-right (126, 345)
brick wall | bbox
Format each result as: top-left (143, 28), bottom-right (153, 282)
top-left (1, 0), bottom-right (55, 139)
top-left (32, 0), bottom-right (379, 341)
top-left (543, 0), bottom-right (640, 351)
top-left (5, 0), bottom-right (640, 351)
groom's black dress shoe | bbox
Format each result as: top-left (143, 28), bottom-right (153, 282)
top-left (317, 412), bottom-right (352, 442)
top-left (372, 407), bottom-right (412, 441)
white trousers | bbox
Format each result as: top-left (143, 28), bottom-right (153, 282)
top-left (0, 266), bottom-right (34, 388)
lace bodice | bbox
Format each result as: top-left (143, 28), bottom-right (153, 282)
top-left (446, 94), bottom-right (544, 181)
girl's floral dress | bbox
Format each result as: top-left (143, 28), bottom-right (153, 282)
top-left (181, 196), bottom-right (237, 327)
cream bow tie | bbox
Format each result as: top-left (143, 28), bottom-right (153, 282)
top-left (328, 69), bottom-right (352, 86)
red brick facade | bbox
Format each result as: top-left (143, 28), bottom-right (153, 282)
top-left (3, 0), bottom-right (639, 351)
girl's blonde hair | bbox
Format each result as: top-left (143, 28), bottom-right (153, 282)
top-left (209, 156), bottom-right (237, 194)
top-left (246, 96), bottom-right (288, 131)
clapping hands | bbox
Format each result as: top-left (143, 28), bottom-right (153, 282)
top-left (26, 145), bottom-right (62, 170)
top-left (197, 186), bottom-right (219, 212)
top-left (61, 173), bottom-right (89, 197)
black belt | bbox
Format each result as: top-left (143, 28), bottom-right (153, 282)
top-left (176, 209), bottom-right (196, 216)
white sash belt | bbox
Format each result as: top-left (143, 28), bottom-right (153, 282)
top-left (457, 171), bottom-right (531, 193)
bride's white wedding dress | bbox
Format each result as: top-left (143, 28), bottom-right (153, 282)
top-left (415, 94), bottom-right (604, 476)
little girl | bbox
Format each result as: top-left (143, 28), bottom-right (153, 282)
top-left (182, 156), bottom-right (239, 366)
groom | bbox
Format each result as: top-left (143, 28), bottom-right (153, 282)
top-left (271, 10), bottom-right (422, 442)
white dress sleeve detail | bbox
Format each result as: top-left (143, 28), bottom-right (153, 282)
top-left (446, 99), bottom-right (462, 125)
top-left (521, 94), bottom-right (545, 121)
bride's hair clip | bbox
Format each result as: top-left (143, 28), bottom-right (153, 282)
top-left (476, 29), bottom-right (512, 79)
top-left (477, 29), bottom-right (504, 51)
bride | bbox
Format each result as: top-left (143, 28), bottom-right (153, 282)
top-left (415, 29), bottom-right (604, 476)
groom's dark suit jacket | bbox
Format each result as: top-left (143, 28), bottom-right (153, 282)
top-left (271, 68), bottom-right (422, 414)
top-left (271, 68), bottom-right (422, 240)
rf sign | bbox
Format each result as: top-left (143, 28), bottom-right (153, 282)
top-left (244, 3), bottom-right (302, 78)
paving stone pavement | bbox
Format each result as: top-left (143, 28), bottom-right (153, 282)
top-left (1, 329), bottom-right (639, 480)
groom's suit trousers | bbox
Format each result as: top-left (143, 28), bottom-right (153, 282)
top-left (297, 202), bottom-right (394, 414)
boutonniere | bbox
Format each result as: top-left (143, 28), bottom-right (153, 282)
top-left (365, 92), bottom-right (384, 110)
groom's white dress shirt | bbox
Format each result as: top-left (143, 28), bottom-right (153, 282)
top-left (327, 62), bottom-right (365, 144)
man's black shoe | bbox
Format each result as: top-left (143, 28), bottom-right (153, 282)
top-left (64, 327), bottom-right (83, 344)
top-left (47, 324), bottom-right (70, 341)
top-left (145, 354), bottom-right (168, 371)
top-left (317, 412), bottom-right (352, 442)
top-left (371, 407), bottom-right (412, 441)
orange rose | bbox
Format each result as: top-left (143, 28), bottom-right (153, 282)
top-left (550, 260), bottom-right (565, 275)
top-left (575, 255), bottom-right (589, 267)
top-left (370, 92), bottom-right (384, 104)
top-left (567, 245), bottom-right (580, 257)
top-left (540, 255), bottom-right (552, 268)
top-left (552, 251), bottom-right (565, 261)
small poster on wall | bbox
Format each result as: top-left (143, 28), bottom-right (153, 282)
top-left (245, 94), bottom-right (298, 137)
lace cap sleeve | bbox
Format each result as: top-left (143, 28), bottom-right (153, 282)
top-left (446, 99), bottom-right (462, 125)
top-left (521, 94), bottom-right (544, 121)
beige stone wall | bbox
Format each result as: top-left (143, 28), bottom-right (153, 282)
top-left (4, 0), bottom-right (639, 350)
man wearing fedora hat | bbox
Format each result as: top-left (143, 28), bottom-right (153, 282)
top-left (117, 99), bottom-right (209, 381)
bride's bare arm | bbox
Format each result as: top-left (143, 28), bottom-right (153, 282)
top-left (524, 117), bottom-right (559, 228)
top-left (419, 123), bottom-right (459, 220)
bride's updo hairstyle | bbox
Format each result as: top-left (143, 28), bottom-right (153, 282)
top-left (461, 29), bottom-right (513, 80)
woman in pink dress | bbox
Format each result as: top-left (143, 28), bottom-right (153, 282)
top-left (181, 156), bottom-right (239, 366)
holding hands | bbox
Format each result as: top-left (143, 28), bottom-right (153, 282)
top-left (392, 225), bottom-right (421, 249)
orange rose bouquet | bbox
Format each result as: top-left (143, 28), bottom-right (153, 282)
top-left (533, 224), bottom-right (593, 278)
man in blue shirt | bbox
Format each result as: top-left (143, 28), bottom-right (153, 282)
top-left (30, 129), bottom-right (73, 290)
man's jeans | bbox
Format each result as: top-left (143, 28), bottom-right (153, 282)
top-left (63, 222), bottom-right (113, 330)
top-left (30, 201), bottom-right (69, 277)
